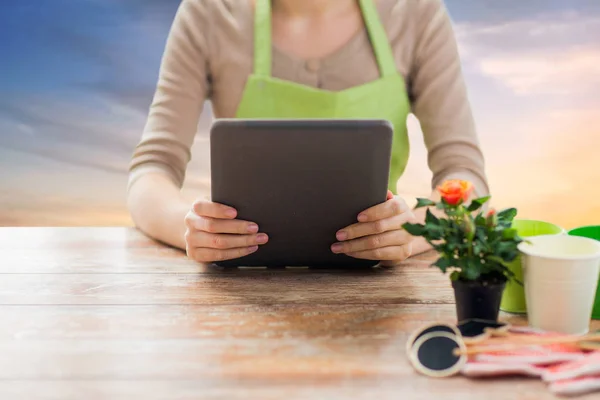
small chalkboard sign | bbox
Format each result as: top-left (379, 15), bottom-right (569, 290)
top-left (458, 319), bottom-right (509, 344)
top-left (405, 323), bottom-right (461, 355)
top-left (409, 331), bottom-right (467, 378)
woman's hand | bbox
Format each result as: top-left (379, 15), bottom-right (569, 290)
top-left (330, 191), bottom-right (417, 266)
top-left (184, 200), bottom-right (269, 263)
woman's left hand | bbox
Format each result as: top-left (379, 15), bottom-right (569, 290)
top-left (331, 191), bottom-right (417, 265)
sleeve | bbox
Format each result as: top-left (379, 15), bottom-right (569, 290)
top-left (408, 0), bottom-right (490, 197)
top-left (128, 0), bottom-right (210, 190)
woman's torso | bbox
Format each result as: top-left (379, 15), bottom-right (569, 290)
top-left (129, 0), bottom-right (490, 199)
top-left (200, 0), bottom-right (418, 117)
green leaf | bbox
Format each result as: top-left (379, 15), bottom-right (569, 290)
top-left (402, 222), bottom-right (426, 236)
top-left (450, 271), bottom-right (460, 281)
top-left (433, 257), bottom-right (453, 273)
top-left (497, 207), bottom-right (517, 222)
top-left (502, 250), bottom-right (519, 263)
top-left (475, 213), bottom-right (487, 226)
top-left (463, 266), bottom-right (481, 281)
top-left (425, 208), bottom-right (440, 225)
top-left (472, 242), bottom-right (483, 256)
top-left (501, 228), bottom-right (518, 240)
top-left (513, 277), bottom-right (524, 286)
top-left (426, 225), bottom-right (445, 241)
top-left (467, 196), bottom-right (491, 212)
top-left (432, 243), bottom-right (447, 254)
top-left (415, 198), bottom-right (436, 209)
top-left (487, 255), bottom-right (512, 268)
top-left (494, 241), bottom-right (516, 258)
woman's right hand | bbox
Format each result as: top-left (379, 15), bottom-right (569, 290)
top-left (184, 199), bottom-right (269, 263)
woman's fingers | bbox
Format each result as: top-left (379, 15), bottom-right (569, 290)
top-left (185, 229), bottom-right (268, 263)
top-left (356, 195), bottom-right (408, 222)
top-left (188, 245), bottom-right (260, 263)
top-left (332, 194), bottom-right (416, 263)
top-left (336, 213), bottom-right (414, 241)
top-left (331, 230), bottom-right (411, 254)
top-left (346, 243), bottom-right (413, 261)
top-left (185, 199), bottom-right (266, 263)
top-left (186, 231), bottom-right (269, 249)
top-left (337, 194), bottom-right (415, 241)
top-left (186, 214), bottom-right (259, 235)
top-left (192, 199), bottom-right (238, 219)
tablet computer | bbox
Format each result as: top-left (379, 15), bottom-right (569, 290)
top-left (209, 118), bottom-right (393, 268)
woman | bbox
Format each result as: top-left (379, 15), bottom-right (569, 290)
top-left (127, 0), bottom-right (489, 265)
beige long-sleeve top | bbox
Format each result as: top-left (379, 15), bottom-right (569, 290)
top-left (129, 0), bottom-right (490, 197)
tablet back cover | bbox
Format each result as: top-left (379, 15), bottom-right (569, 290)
top-left (210, 119), bottom-right (393, 268)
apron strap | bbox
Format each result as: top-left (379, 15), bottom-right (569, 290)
top-left (253, 0), bottom-right (272, 77)
top-left (253, 0), bottom-right (396, 78)
top-left (359, 0), bottom-right (397, 78)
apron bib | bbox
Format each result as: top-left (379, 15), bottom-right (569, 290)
top-left (235, 0), bottom-right (411, 192)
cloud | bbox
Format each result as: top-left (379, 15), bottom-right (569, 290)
top-left (437, 9), bottom-right (600, 229)
top-left (445, 0), bottom-right (600, 24)
top-left (3, 0), bottom-right (599, 229)
top-left (0, 90), bottom-right (215, 202)
top-left (484, 106), bottom-right (600, 228)
top-left (0, 0), bottom-right (213, 187)
top-left (0, 0), bottom-right (186, 180)
top-left (478, 46), bottom-right (600, 96)
top-left (455, 13), bottom-right (600, 96)
top-left (449, 10), bottom-right (600, 189)
top-left (455, 12), bottom-right (600, 50)
top-left (0, 94), bottom-right (144, 176)
top-left (0, 147), bottom-right (132, 226)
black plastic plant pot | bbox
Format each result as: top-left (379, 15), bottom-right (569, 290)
top-left (451, 278), bottom-right (507, 323)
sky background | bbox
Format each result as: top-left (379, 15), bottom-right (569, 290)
top-left (1, 0), bottom-right (599, 230)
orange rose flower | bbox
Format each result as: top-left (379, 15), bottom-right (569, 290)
top-left (437, 180), bottom-right (473, 206)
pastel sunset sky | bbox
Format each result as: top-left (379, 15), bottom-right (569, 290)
top-left (1, 0), bottom-right (599, 230)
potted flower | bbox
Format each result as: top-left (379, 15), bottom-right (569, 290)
top-left (402, 180), bottom-right (524, 322)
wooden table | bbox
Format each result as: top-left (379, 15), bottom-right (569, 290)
top-left (0, 227), bottom-right (598, 399)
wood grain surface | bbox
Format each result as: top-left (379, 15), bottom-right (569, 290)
top-left (0, 227), bottom-right (598, 400)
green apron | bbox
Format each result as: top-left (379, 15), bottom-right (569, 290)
top-left (235, 0), bottom-right (411, 192)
